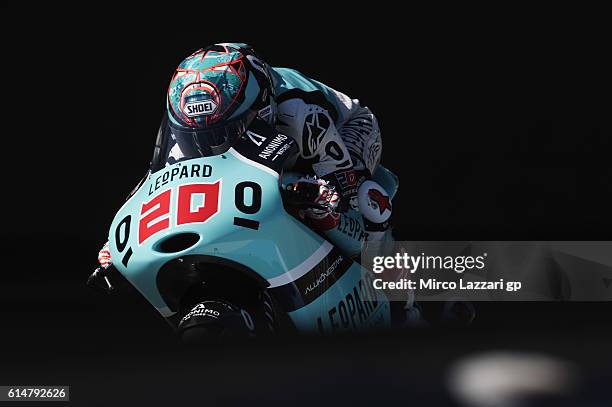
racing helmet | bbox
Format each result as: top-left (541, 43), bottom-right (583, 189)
top-left (166, 43), bottom-right (276, 157)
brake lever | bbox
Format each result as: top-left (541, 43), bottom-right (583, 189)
top-left (87, 266), bottom-right (115, 294)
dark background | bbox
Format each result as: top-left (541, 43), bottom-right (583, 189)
top-left (1, 8), bottom-right (611, 406)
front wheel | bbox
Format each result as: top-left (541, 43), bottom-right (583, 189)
top-left (178, 292), bottom-right (277, 343)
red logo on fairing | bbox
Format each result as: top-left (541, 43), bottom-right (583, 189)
top-left (368, 189), bottom-right (392, 215)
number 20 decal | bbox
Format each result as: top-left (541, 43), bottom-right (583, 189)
top-left (139, 181), bottom-right (221, 244)
top-left (114, 180), bottom-right (262, 267)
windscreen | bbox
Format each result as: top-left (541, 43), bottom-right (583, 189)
top-left (150, 111), bottom-right (257, 172)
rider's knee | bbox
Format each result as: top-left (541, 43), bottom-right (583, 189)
top-left (357, 179), bottom-right (392, 241)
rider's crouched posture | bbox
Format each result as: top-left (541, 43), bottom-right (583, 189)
top-left (91, 44), bottom-right (476, 333)
top-left (96, 42), bottom-right (392, 270)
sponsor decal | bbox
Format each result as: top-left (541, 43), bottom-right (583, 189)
top-left (246, 130), bottom-right (267, 146)
top-left (269, 248), bottom-right (352, 311)
top-left (368, 189), bottom-right (392, 215)
top-left (258, 133), bottom-right (289, 161)
top-left (233, 118), bottom-right (296, 172)
top-left (337, 214), bottom-right (366, 241)
top-left (184, 100), bottom-right (218, 117)
top-left (180, 302), bottom-right (222, 324)
top-left (258, 105), bottom-right (272, 121)
top-left (335, 169), bottom-right (358, 189)
top-left (297, 252), bottom-right (351, 301)
top-left (303, 112), bottom-right (330, 157)
top-left (305, 255), bottom-right (345, 294)
top-left (316, 272), bottom-right (383, 334)
top-left (271, 142), bottom-right (292, 161)
top-left (332, 169), bottom-right (366, 200)
top-left (358, 180), bottom-right (392, 225)
top-left (148, 162), bottom-right (213, 196)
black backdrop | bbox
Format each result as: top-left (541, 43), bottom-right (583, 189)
top-left (4, 13), bottom-right (612, 244)
top-left (1, 8), bottom-right (611, 406)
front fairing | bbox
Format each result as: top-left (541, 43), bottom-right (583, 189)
top-left (107, 148), bottom-right (391, 333)
top-left (108, 148), bottom-right (325, 317)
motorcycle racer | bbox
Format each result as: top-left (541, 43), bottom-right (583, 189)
top-left (96, 42), bottom-right (392, 270)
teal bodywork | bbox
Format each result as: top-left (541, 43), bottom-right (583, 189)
top-left (108, 149), bottom-right (394, 334)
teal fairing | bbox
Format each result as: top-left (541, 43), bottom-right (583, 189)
top-left (108, 145), bottom-right (392, 334)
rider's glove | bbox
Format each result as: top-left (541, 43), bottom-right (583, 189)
top-left (87, 241), bottom-right (115, 293)
top-left (98, 241), bottom-right (112, 269)
top-left (293, 176), bottom-right (341, 231)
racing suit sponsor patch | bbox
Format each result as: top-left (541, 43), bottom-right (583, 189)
top-left (302, 112), bottom-right (330, 157)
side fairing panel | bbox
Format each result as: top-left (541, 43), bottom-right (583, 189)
top-left (283, 262), bottom-right (391, 334)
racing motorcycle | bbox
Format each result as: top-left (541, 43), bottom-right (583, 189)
top-left (88, 116), bottom-right (400, 342)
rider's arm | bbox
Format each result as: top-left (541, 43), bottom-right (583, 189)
top-left (276, 98), bottom-right (354, 180)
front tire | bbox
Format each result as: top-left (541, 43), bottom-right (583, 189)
top-left (178, 292), bottom-right (276, 343)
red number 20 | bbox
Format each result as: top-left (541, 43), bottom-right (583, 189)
top-left (138, 181), bottom-right (221, 244)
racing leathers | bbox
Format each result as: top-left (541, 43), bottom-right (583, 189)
top-left (271, 67), bottom-right (391, 245)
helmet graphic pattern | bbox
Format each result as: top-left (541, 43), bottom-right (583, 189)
top-left (167, 44), bottom-right (272, 129)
